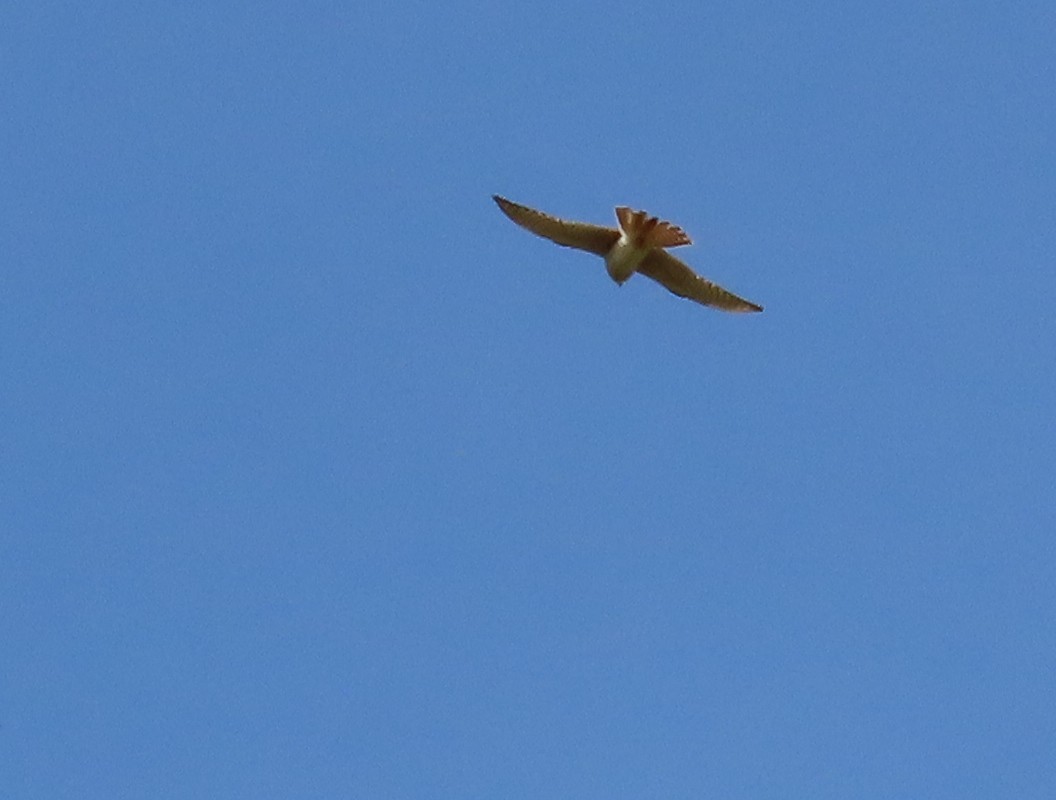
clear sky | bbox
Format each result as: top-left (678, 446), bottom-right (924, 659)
top-left (3, 2), bottom-right (1055, 798)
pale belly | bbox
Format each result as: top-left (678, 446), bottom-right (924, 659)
top-left (604, 235), bottom-right (648, 284)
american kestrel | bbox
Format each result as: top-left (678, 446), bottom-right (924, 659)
top-left (493, 195), bottom-right (763, 313)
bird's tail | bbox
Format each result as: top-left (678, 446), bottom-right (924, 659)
top-left (615, 207), bottom-right (691, 249)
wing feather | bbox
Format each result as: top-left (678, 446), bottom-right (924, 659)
top-left (638, 249), bottom-right (763, 313)
top-left (493, 196), bottom-right (619, 256)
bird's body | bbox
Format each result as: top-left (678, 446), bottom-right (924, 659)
top-left (604, 233), bottom-right (647, 284)
top-left (492, 195), bottom-right (763, 313)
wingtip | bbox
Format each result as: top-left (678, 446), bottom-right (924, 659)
top-left (736, 302), bottom-right (764, 313)
top-left (492, 194), bottom-right (516, 215)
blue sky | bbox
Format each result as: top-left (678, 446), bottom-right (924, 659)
top-left (3, 2), bottom-right (1055, 797)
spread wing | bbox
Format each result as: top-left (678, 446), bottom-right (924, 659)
top-left (493, 195), bottom-right (620, 256)
top-left (638, 248), bottom-right (763, 313)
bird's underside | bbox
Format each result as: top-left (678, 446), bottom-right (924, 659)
top-left (492, 195), bottom-right (763, 313)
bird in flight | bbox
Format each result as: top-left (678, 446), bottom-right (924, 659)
top-left (493, 195), bottom-right (763, 313)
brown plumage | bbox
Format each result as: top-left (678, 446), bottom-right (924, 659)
top-left (492, 195), bottom-right (763, 313)
top-left (615, 207), bottom-right (691, 249)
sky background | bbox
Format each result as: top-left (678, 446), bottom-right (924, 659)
top-left (3, 2), bottom-right (1055, 798)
